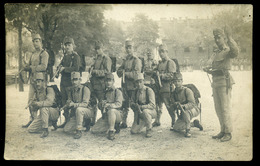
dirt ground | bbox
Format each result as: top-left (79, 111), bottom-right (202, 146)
top-left (4, 70), bottom-right (252, 161)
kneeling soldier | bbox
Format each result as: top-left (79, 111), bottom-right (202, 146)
top-left (130, 73), bottom-right (156, 138)
top-left (63, 72), bottom-right (92, 139)
top-left (27, 72), bottom-right (59, 138)
top-left (91, 73), bottom-right (123, 140)
top-left (171, 72), bottom-right (203, 137)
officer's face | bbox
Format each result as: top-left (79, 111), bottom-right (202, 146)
top-left (95, 47), bottom-right (102, 56)
top-left (135, 79), bottom-right (144, 90)
top-left (147, 52), bottom-right (153, 59)
top-left (36, 79), bottom-right (44, 90)
top-left (159, 49), bottom-right (167, 60)
top-left (33, 39), bottom-right (42, 50)
top-left (125, 45), bottom-right (133, 55)
top-left (173, 79), bottom-right (183, 89)
top-left (72, 78), bottom-right (81, 87)
top-left (214, 35), bottom-right (225, 49)
top-left (64, 43), bottom-right (74, 53)
top-left (105, 79), bottom-right (114, 89)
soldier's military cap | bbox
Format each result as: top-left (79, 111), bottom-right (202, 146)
top-left (32, 34), bottom-right (41, 41)
top-left (63, 37), bottom-right (74, 45)
top-left (95, 40), bottom-right (103, 49)
top-left (159, 44), bottom-right (168, 51)
top-left (135, 73), bottom-right (144, 81)
top-left (173, 72), bottom-right (183, 80)
top-left (213, 28), bottom-right (225, 37)
top-left (105, 73), bottom-right (114, 80)
top-left (71, 72), bottom-right (81, 80)
top-left (125, 40), bottom-right (133, 46)
top-left (35, 72), bottom-right (44, 80)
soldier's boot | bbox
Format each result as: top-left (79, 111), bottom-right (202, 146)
top-left (85, 118), bottom-right (91, 132)
top-left (107, 130), bottom-right (115, 140)
top-left (51, 120), bottom-right (58, 131)
top-left (152, 111), bottom-right (161, 127)
top-left (170, 121), bottom-right (175, 131)
top-left (193, 119), bottom-right (203, 131)
top-left (220, 133), bottom-right (232, 142)
top-left (74, 130), bottom-right (82, 139)
top-left (40, 128), bottom-right (49, 138)
top-left (120, 108), bottom-right (128, 129)
top-left (185, 129), bottom-right (191, 138)
top-left (145, 129), bottom-right (152, 138)
top-left (115, 123), bottom-right (120, 134)
top-left (212, 132), bottom-right (225, 139)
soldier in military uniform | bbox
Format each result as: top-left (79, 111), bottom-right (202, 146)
top-left (116, 40), bottom-right (142, 128)
top-left (170, 72), bottom-right (203, 137)
top-left (91, 73), bottom-right (123, 140)
top-left (130, 73), bottom-right (156, 138)
top-left (22, 34), bottom-right (49, 128)
top-left (203, 26), bottom-right (239, 142)
top-left (62, 72), bottom-right (93, 139)
top-left (152, 44), bottom-right (177, 130)
top-left (27, 73), bottom-right (60, 138)
top-left (57, 37), bottom-right (81, 128)
top-left (90, 41), bottom-right (112, 125)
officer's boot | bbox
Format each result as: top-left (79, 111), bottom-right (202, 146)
top-left (22, 119), bottom-right (33, 128)
top-left (51, 120), bottom-right (58, 131)
top-left (115, 123), bottom-right (120, 133)
top-left (193, 119), bottom-right (203, 131)
top-left (185, 129), bottom-right (191, 138)
top-left (107, 130), bottom-right (115, 140)
top-left (40, 128), bottom-right (49, 138)
top-left (146, 129), bottom-right (152, 138)
top-left (220, 133), bottom-right (232, 142)
top-left (152, 109), bottom-right (161, 127)
top-left (212, 132), bottom-right (225, 139)
top-left (120, 108), bottom-right (128, 128)
top-left (74, 130), bottom-right (82, 139)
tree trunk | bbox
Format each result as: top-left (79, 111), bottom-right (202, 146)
top-left (18, 21), bottom-right (24, 92)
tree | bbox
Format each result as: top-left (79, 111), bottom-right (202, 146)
top-left (126, 13), bottom-right (159, 57)
top-left (5, 4), bottom-right (37, 91)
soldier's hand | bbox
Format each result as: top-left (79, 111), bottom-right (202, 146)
top-left (104, 103), bottom-right (111, 109)
top-left (23, 65), bottom-right (31, 72)
top-left (31, 101), bottom-right (40, 107)
top-left (60, 67), bottom-right (65, 72)
top-left (173, 102), bottom-right (180, 109)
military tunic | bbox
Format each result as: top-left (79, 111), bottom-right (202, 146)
top-left (28, 87), bottom-right (59, 133)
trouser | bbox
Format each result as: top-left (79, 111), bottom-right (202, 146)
top-left (131, 109), bottom-right (156, 134)
top-left (28, 83), bottom-right (37, 121)
top-left (28, 107), bottom-right (59, 133)
top-left (75, 107), bottom-right (94, 130)
top-left (60, 83), bottom-right (70, 121)
top-left (121, 90), bottom-right (135, 125)
top-left (213, 86), bottom-right (233, 133)
top-left (92, 89), bottom-right (105, 123)
top-left (91, 108), bottom-right (123, 134)
top-left (155, 92), bottom-right (176, 126)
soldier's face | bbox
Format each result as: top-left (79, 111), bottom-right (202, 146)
top-left (135, 80), bottom-right (144, 90)
top-left (105, 79), bottom-right (114, 88)
top-left (159, 49), bottom-right (167, 60)
top-left (64, 43), bottom-right (74, 53)
top-left (33, 39), bottom-right (42, 50)
top-left (72, 78), bottom-right (81, 87)
top-left (173, 79), bottom-right (183, 88)
top-left (125, 46), bottom-right (133, 55)
top-left (95, 47), bottom-right (102, 56)
top-left (36, 79), bottom-right (44, 90)
top-left (214, 35), bottom-right (225, 49)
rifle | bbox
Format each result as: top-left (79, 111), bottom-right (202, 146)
top-left (51, 64), bottom-right (63, 81)
top-left (59, 100), bottom-right (72, 112)
top-left (102, 104), bottom-right (107, 119)
top-left (157, 71), bottom-right (162, 88)
top-left (131, 102), bottom-right (142, 125)
top-left (122, 69), bottom-right (125, 84)
top-left (87, 66), bottom-right (94, 82)
top-left (25, 94), bottom-right (36, 109)
top-left (15, 68), bottom-right (24, 89)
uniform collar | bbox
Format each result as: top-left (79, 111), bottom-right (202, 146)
top-left (73, 84), bottom-right (82, 91)
top-left (137, 85), bottom-right (146, 92)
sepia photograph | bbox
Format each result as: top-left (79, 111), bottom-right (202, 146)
top-left (5, 3), bottom-right (252, 160)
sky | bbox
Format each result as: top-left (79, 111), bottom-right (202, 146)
top-left (104, 4), bottom-right (237, 21)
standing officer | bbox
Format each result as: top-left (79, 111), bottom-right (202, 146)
top-left (63, 72), bottom-right (92, 139)
top-left (57, 37), bottom-right (81, 128)
top-left (130, 73), bottom-right (156, 138)
top-left (90, 41), bottom-right (112, 125)
top-left (91, 73), bottom-right (123, 140)
top-left (22, 34), bottom-right (49, 128)
top-left (27, 72), bottom-right (59, 138)
top-left (203, 26), bottom-right (239, 142)
top-left (116, 40), bottom-right (142, 128)
top-left (170, 72), bottom-right (203, 137)
top-left (152, 44), bottom-right (177, 130)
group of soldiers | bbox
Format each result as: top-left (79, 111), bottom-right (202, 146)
top-left (20, 25), bottom-right (238, 142)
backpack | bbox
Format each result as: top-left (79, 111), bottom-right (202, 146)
top-left (167, 58), bottom-right (180, 74)
top-left (82, 82), bottom-right (97, 107)
top-left (48, 85), bottom-right (63, 108)
top-left (131, 56), bottom-right (145, 73)
top-left (183, 84), bottom-right (201, 106)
